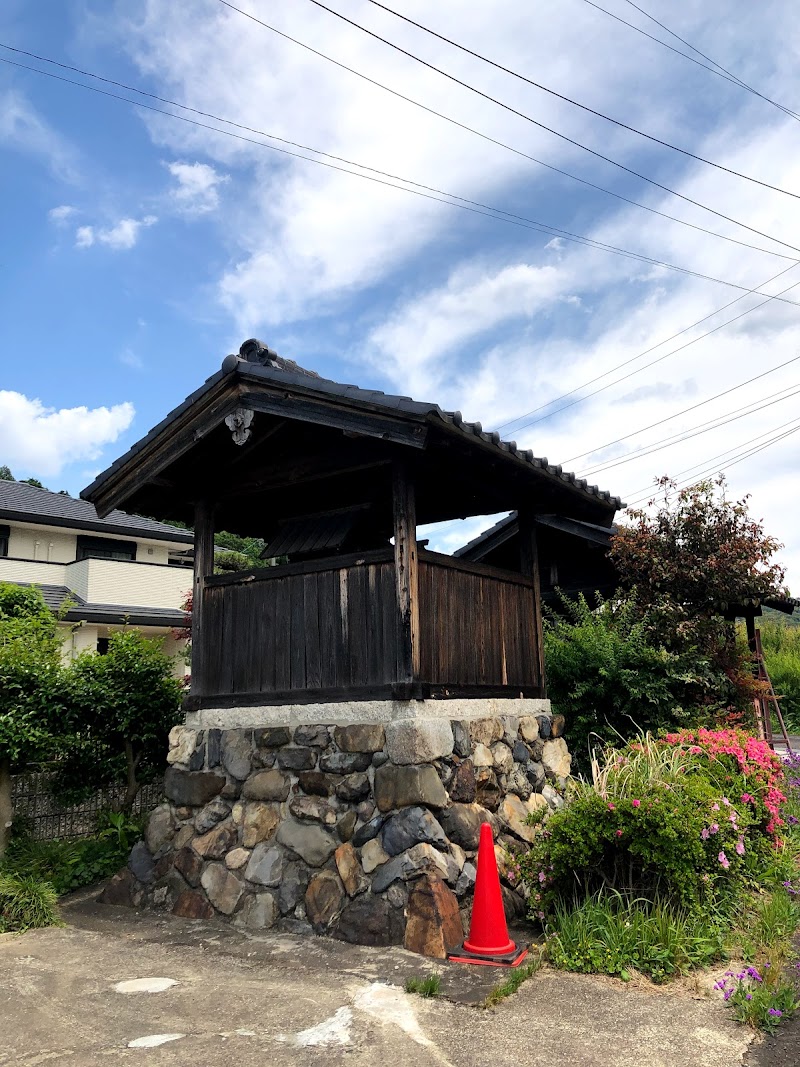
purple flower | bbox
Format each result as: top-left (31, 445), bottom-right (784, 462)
top-left (746, 967), bottom-right (762, 982)
top-left (718, 851), bottom-right (730, 869)
top-left (746, 993), bottom-right (753, 1001)
top-left (768, 1008), bottom-right (783, 1018)
top-left (701, 828), bottom-right (710, 841)
top-left (710, 823), bottom-right (720, 834)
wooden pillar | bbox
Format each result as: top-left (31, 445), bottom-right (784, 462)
top-left (392, 461), bottom-right (420, 687)
top-left (518, 509), bottom-right (546, 696)
top-left (191, 500), bottom-right (215, 697)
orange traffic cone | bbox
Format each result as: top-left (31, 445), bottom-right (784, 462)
top-left (448, 822), bottom-right (528, 967)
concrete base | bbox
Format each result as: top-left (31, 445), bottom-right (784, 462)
top-left (185, 697), bottom-right (551, 731)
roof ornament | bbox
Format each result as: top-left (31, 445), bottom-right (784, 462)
top-left (224, 408), bottom-right (255, 446)
top-left (239, 338), bottom-right (281, 367)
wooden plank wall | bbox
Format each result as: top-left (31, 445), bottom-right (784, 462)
top-left (200, 555), bottom-right (399, 697)
top-left (417, 555), bottom-right (540, 689)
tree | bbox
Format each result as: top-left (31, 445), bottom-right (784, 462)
top-left (0, 584), bottom-right (65, 857)
top-left (609, 476), bottom-right (788, 709)
top-left (19, 478), bottom-right (45, 489)
top-left (0, 466), bottom-right (13, 481)
top-left (66, 630), bottom-right (184, 811)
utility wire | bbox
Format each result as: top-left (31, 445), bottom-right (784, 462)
top-left (360, 0), bottom-right (800, 193)
top-left (212, 2), bottom-right (800, 259)
top-left (493, 267), bottom-right (800, 437)
top-left (623, 417), bottom-right (800, 506)
top-left (577, 0), bottom-right (800, 123)
top-left (560, 350), bottom-right (800, 465)
top-left (5, 49), bottom-right (800, 302)
top-left (579, 383), bottom-right (800, 478)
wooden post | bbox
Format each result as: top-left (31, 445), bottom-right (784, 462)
top-left (392, 461), bottom-right (420, 687)
top-left (192, 500), bottom-right (215, 697)
top-left (519, 509), bottom-right (546, 696)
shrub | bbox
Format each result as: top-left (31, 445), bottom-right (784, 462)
top-left (519, 732), bottom-right (787, 916)
top-left (543, 592), bottom-right (721, 771)
top-left (0, 872), bottom-right (61, 932)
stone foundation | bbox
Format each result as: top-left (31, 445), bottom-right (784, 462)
top-left (103, 700), bottom-right (572, 956)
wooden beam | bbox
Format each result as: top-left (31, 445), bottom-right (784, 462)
top-left (191, 500), bottom-right (216, 697)
top-left (393, 461), bottom-right (420, 684)
top-left (518, 508), bottom-right (546, 696)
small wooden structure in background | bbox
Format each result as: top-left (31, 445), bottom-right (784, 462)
top-left (82, 340), bottom-right (622, 712)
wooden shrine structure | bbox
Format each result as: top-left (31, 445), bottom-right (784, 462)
top-left (82, 340), bottom-right (623, 713)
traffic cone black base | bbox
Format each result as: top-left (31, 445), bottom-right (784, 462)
top-left (448, 943), bottom-right (529, 968)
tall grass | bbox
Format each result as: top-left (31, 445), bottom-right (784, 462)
top-left (759, 621), bottom-right (800, 732)
top-left (0, 872), bottom-right (62, 932)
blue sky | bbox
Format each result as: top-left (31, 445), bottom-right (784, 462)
top-left (2, 0), bottom-right (800, 583)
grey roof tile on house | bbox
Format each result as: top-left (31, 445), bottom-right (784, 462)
top-left (82, 339), bottom-right (624, 513)
top-left (14, 582), bottom-right (188, 628)
top-left (0, 480), bottom-right (193, 543)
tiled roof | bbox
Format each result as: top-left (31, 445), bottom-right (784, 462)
top-left (0, 480), bottom-right (193, 543)
top-left (455, 512), bottom-right (617, 559)
top-left (14, 581), bottom-right (188, 627)
top-left (82, 340), bottom-right (624, 512)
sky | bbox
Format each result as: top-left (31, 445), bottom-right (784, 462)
top-left (1, 0), bottom-right (799, 587)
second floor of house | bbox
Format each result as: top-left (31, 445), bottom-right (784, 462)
top-left (0, 480), bottom-right (194, 611)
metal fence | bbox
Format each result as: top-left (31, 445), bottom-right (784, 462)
top-left (10, 772), bottom-right (164, 840)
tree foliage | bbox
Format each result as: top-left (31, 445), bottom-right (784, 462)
top-left (611, 476), bottom-right (787, 617)
top-left (0, 584), bottom-right (65, 856)
top-left (65, 630), bottom-right (183, 811)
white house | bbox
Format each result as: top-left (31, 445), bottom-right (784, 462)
top-left (0, 479), bottom-right (192, 666)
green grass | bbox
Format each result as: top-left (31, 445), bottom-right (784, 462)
top-left (404, 974), bottom-right (441, 997)
top-left (0, 872), bottom-right (62, 932)
top-left (484, 956), bottom-right (541, 1007)
top-left (759, 621), bottom-right (800, 731)
top-left (546, 892), bottom-right (726, 984)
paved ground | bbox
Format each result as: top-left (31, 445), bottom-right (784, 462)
top-left (0, 888), bottom-right (761, 1067)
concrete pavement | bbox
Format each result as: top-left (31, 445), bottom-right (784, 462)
top-left (0, 888), bottom-right (757, 1067)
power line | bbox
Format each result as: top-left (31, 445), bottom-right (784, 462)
top-left (560, 349), bottom-right (800, 465)
top-left (492, 267), bottom-right (800, 437)
top-left (623, 417), bottom-right (800, 507)
top-left (577, 0), bottom-right (800, 123)
top-left (295, 0), bottom-right (800, 251)
top-left (211, 2), bottom-right (800, 259)
top-left (5, 50), bottom-right (800, 302)
top-left (579, 383), bottom-right (800, 478)
top-left (360, 0), bottom-right (800, 194)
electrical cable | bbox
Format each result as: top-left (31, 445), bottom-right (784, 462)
top-left (560, 350), bottom-right (800, 466)
top-left (218, 0), bottom-right (800, 257)
top-left (492, 268), bottom-right (800, 437)
top-left (622, 416), bottom-right (800, 506)
top-left (360, 0), bottom-right (800, 191)
top-left (577, 0), bottom-right (800, 123)
top-left (579, 383), bottom-right (800, 478)
top-left (5, 49), bottom-right (800, 301)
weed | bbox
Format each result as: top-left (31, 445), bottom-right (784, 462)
top-left (404, 974), bottom-right (441, 997)
top-left (484, 956), bottom-right (541, 1007)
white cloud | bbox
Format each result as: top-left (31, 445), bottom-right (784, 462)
top-left (0, 90), bottom-right (76, 178)
top-left (118, 348), bottom-right (144, 369)
top-left (49, 205), bottom-right (77, 225)
top-left (166, 160), bottom-right (228, 214)
top-left (0, 392), bottom-right (135, 478)
top-left (75, 215), bottom-right (157, 250)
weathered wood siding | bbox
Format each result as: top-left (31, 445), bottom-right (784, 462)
top-left (193, 549), bottom-right (542, 702)
top-left (417, 552), bottom-right (540, 689)
top-left (198, 550), bottom-right (399, 699)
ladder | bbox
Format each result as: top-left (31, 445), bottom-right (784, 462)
top-left (751, 628), bottom-right (793, 754)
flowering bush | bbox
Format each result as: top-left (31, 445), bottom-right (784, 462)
top-left (519, 732), bottom-right (793, 916)
top-left (662, 728), bottom-right (788, 842)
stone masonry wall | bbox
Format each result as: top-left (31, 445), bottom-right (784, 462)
top-left (102, 710), bottom-right (572, 957)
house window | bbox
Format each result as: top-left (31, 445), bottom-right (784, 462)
top-left (76, 536), bottom-right (137, 562)
top-left (0, 525), bottom-right (8, 558)
top-left (96, 637), bottom-right (110, 655)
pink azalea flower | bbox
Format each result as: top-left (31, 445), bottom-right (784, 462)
top-left (616, 829), bottom-right (623, 838)
top-left (718, 851), bottom-right (730, 869)
top-left (631, 799), bottom-right (641, 808)
top-left (741, 793), bottom-right (753, 804)
top-left (607, 803), bottom-right (615, 810)
top-left (711, 803), bottom-right (720, 811)
top-left (735, 838), bottom-right (745, 855)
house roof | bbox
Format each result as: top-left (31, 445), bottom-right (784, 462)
top-left (455, 511), bottom-right (617, 561)
top-left (81, 339), bottom-right (624, 528)
top-left (15, 582), bottom-right (189, 628)
top-left (0, 479), bottom-right (194, 544)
